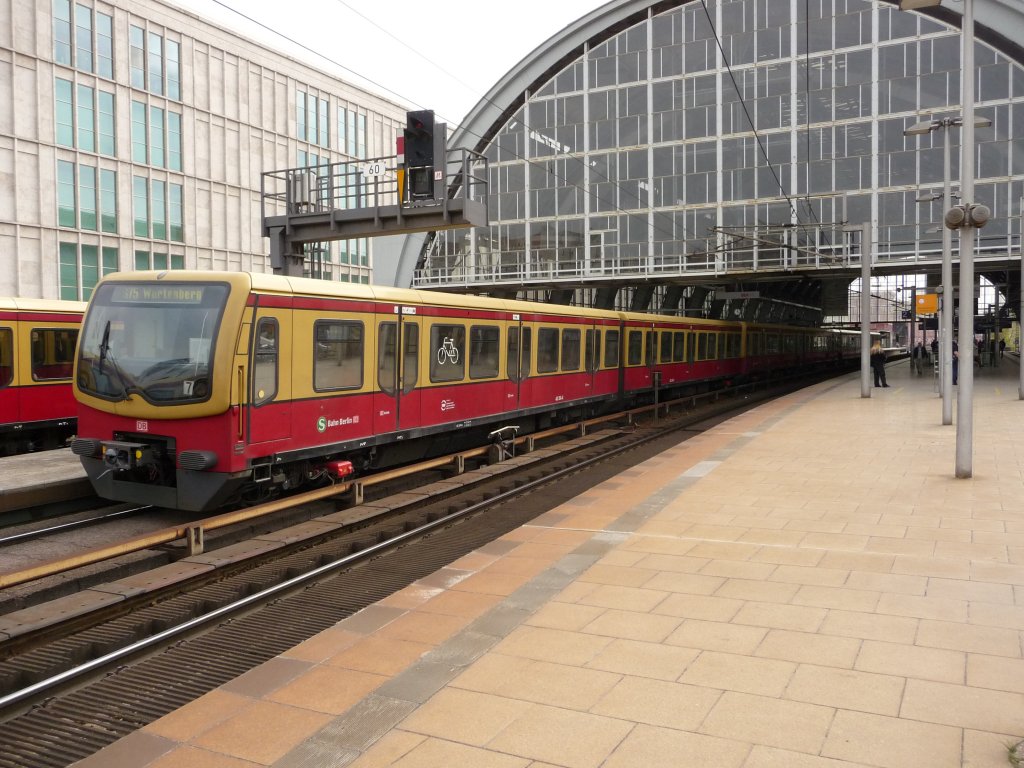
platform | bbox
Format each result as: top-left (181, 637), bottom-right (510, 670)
top-left (0, 448), bottom-right (89, 514)
top-left (74, 357), bottom-right (1024, 768)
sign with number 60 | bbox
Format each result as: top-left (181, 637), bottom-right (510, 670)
top-left (361, 161), bottom-right (388, 178)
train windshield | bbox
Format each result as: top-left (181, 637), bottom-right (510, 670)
top-left (77, 282), bottom-right (229, 403)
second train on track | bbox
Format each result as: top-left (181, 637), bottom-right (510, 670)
top-left (71, 271), bottom-right (862, 511)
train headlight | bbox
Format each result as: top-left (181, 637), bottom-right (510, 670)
top-left (100, 441), bottom-right (153, 470)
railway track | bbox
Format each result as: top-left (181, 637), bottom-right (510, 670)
top-left (0, 373), bottom-right (830, 767)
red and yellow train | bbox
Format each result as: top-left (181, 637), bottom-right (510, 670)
top-left (0, 298), bottom-right (85, 455)
top-left (71, 271), bottom-right (862, 511)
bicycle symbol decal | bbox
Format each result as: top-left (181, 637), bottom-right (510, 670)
top-left (437, 337), bottom-right (460, 365)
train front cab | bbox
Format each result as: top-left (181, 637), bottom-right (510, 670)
top-left (72, 273), bottom-right (252, 510)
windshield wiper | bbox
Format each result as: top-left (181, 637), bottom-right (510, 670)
top-left (95, 320), bottom-right (135, 401)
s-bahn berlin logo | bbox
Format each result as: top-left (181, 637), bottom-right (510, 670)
top-left (317, 415), bottom-right (358, 432)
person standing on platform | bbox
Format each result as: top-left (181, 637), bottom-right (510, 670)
top-left (931, 338), bottom-right (939, 358)
top-left (952, 340), bottom-right (959, 385)
top-left (1000, 338), bottom-right (1006, 358)
top-left (912, 342), bottom-right (927, 375)
top-left (871, 342), bottom-right (889, 388)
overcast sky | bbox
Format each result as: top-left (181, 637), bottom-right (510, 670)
top-left (169, 0), bottom-right (604, 126)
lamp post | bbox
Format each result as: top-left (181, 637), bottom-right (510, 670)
top-left (899, 0), bottom-right (988, 477)
top-left (905, 115), bottom-right (989, 425)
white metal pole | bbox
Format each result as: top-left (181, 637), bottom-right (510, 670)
top-left (955, 0), bottom-right (975, 478)
top-left (862, 221), bottom-right (872, 398)
top-left (941, 124), bottom-right (953, 424)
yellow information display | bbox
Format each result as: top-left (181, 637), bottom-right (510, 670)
top-left (915, 293), bottom-right (939, 314)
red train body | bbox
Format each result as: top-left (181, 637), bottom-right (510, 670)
top-left (0, 298), bottom-right (85, 455)
top-left (72, 272), bottom-right (863, 511)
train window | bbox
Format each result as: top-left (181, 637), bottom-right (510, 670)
top-left (469, 325), bottom-right (500, 379)
top-left (507, 326), bottom-right (532, 381)
top-left (603, 329), bottom-right (620, 367)
top-left (673, 332), bottom-right (686, 362)
top-left (645, 332), bottom-right (655, 365)
top-left (766, 334), bottom-right (780, 354)
top-left (31, 328), bottom-right (77, 380)
top-left (377, 322), bottom-right (398, 396)
top-left (707, 333), bottom-right (718, 359)
top-left (253, 318), bottom-right (279, 404)
top-left (561, 328), bottom-right (581, 372)
top-left (402, 323), bottom-right (419, 394)
top-left (585, 329), bottom-right (598, 373)
top-left (697, 333), bottom-right (708, 360)
top-left (627, 330), bottom-right (643, 365)
top-left (537, 327), bottom-right (559, 373)
top-left (687, 333), bottom-right (696, 363)
top-left (0, 328), bottom-right (11, 387)
top-left (727, 333), bottom-right (741, 358)
top-left (659, 332), bottom-right (672, 363)
top-left (429, 323), bottom-right (465, 382)
top-left (314, 320), bottom-right (363, 391)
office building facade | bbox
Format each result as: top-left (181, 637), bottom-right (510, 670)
top-left (1, 0), bottom-right (407, 299)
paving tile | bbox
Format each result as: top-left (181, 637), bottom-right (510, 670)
top-left (73, 731), bottom-right (175, 768)
top-left (192, 700), bottom-right (334, 765)
top-left (485, 702), bottom-right (633, 768)
top-left (324, 636), bottom-right (432, 676)
top-left (523, 601), bottom-right (605, 631)
top-left (700, 691), bottom-right (833, 754)
top-left (652, 592), bottom-right (745, 622)
top-left (604, 724), bottom-right (750, 768)
top-left (732, 601), bottom-right (827, 632)
top-left (268, 665), bottom-right (388, 715)
top-left (819, 609), bottom-right (918, 643)
top-left (768, 565), bottom-right (849, 587)
top-left (681, 650), bottom-right (796, 696)
top-left (147, 746), bottom-right (264, 768)
top-left (966, 653), bottom-right (1024, 692)
top-left (452, 653), bottom-right (620, 711)
top-left (399, 687), bottom-right (532, 746)
top-left (699, 559), bottom-right (778, 580)
top-left (821, 710), bottom-right (962, 768)
top-left (714, 578), bottom-right (801, 603)
top-left (417, 589), bottom-right (504, 619)
top-left (580, 607), bottom-right (682, 641)
top-left (855, 640), bottom-right (965, 684)
top-left (144, 690), bottom-right (252, 742)
top-left (754, 629), bottom-right (861, 668)
top-left (961, 728), bottom-right (1024, 768)
top-left (375, 609), bottom-right (473, 645)
top-left (281, 627), bottom-right (363, 664)
top-left (577, 563), bottom-right (660, 587)
top-left (784, 664), bottom-right (904, 715)
top-left (901, 678), bottom-right (1024, 734)
top-left (388, 736), bottom-right (530, 767)
top-left (573, 583), bottom-right (671, 611)
top-left (915, 618), bottom-right (1022, 657)
top-left (591, 676), bottom-right (722, 730)
top-left (742, 745), bottom-right (877, 768)
top-left (585, 637), bottom-right (700, 680)
top-left (791, 585), bottom-right (880, 612)
top-left (666, 619), bottom-right (769, 655)
top-left (492, 625), bottom-right (611, 665)
top-left (926, 577), bottom-right (1015, 605)
top-left (875, 593), bottom-right (968, 622)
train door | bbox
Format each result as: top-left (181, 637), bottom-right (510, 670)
top-left (507, 316), bottom-right (531, 409)
top-left (374, 307), bottom-right (422, 434)
top-left (247, 312), bottom-right (292, 445)
top-left (584, 322), bottom-right (598, 395)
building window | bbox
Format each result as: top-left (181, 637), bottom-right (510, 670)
top-left (132, 100), bottom-right (183, 169)
top-left (57, 161), bottom-right (117, 233)
top-left (134, 250), bottom-right (184, 270)
top-left (59, 242), bottom-right (117, 300)
top-left (56, 79), bottom-right (116, 156)
top-left (130, 25), bottom-right (181, 100)
top-left (133, 175), bottom-right (184, 242)
top-left (338, 106), bottom-right (367, 158)
top-left (54, 1), bottom-right (113, 78)
top-left (297, 90), bottom-right (329, 148)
